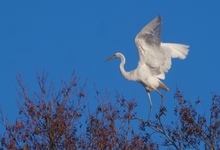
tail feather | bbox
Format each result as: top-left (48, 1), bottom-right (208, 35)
top-left (159, 80), bottom-right (169, 91)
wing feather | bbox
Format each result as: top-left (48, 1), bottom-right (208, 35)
top-left (134, 16), bottom-right (189, 80)
top-left (135, 15), bottom-right (162, 47)
top-left (157, 43), bottom-right (189, 79)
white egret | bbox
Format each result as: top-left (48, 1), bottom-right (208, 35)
top-left (105, 15), bottom-right (189, 120)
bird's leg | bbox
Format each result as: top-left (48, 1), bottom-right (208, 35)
top-left (153, 88), bottom-right (164, 108)
top-left (147, 91), bottom-right (152, 121)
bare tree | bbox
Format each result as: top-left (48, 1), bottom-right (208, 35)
top-left (0, 71), bottom-right (86, 149)
top-left (139, 89), bottom-right (220, 150)
top-left (0, 71), bottom-right (219, 150)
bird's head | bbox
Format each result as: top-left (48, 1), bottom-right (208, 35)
top-left (105, 53), bottom-right (121, 62)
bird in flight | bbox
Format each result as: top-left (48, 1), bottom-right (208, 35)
top-left (105, 15), bottom-right (189, 120)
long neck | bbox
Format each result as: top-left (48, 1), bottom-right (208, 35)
top-left (118, 54), bottom-right (130, 80)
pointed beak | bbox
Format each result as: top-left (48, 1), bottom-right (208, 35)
top-left (105, 55), bottom-right (116, 62)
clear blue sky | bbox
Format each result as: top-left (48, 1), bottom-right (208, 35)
top-left (0, 0), bottom-right (220, 142)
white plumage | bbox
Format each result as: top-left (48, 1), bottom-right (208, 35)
top-left (105, 15), bottom-right (189, 120)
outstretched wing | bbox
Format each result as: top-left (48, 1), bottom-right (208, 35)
top-left (135, 15), bottom-right (162, 47)
top-left (134, 16), bottom-right (189, 80)
top-left (135, 16), bottom-right (165, 78)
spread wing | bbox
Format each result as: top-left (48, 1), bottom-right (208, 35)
top-left (134, 16), bottom-right (189, 79)
top-left (135, 15), bottom-right (162, 47)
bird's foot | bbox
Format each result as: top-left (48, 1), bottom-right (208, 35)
top-left (159, 106), bottom-right (167, 117)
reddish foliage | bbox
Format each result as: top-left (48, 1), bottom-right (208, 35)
top-left (0, 72), bottom-right (219, 150)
